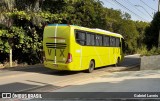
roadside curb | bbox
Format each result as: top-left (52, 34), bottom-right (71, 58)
top-left (125, 54), bottom-right (140, 57)
top-left (104, 65), bottom-right (140, 72)
top-left (0, 64), bottom-right (44, 70)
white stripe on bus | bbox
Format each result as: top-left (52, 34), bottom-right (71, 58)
top-left (54, 24), bottom-right (58, 64)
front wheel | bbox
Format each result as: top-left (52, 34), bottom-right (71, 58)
top-left (87, 60), bottom-right (95, 73)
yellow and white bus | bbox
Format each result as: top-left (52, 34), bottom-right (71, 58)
top-left (43, 24), bottom-right (125, 72)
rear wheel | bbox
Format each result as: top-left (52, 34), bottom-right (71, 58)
top-left (115, 58), bottom-right (120, 67)
top-left (87, 60), bottom-right (95, 73)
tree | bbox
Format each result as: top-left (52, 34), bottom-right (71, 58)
top-left (135, 21), bottom-right (149, 48)
top-left (0, 0), bottom-right (149, 64)
top-left (122, 12), bottom-right (131, 20)
top-left (144, 12), bottom-right (160, 49)
top-left (117, 20), bottom-right (139, 53)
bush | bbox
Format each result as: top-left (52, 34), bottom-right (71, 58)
top-left (138, 46), bottom-right (160, 56)
top-left (137, 45), bottom-right (148, 55)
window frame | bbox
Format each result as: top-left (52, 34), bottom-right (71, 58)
top-left (75, 30), bottom-right (86, 46)
top-left (74, 29), bottom-right (122, 48)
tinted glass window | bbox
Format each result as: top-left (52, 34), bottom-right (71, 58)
top-left (75, 31), bottom-right (86, 45)
top-left (86, 33), bottom-right (91, 45)
top-left (90, 34), bottom-right (95, 46)
top-left (103, 36), bottom-right (110, 46)
top-left (116, 38), bottom-right (120, 47)
top-left (96, 35), bottom-right (103, 46)
top-left (99, 35), bottom-right (103, 46)
top-left (113, 37), bottom-right (116, 47)
top-left (110, 37), bottom-right (116, 47)
top-left (110, 37), bottom-right (113, 46)
top-left (95, 35), bottom-right (99, 46)
top-left (75, 29), bottom-right (121, 47)
top-left (86, 33), bottom-right (95, 46)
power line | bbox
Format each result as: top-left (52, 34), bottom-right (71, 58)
top-left (112, 0), bottom-right (147, 21)
top-left (140, 0), bottom-right (157, 11)
top-left (111, 0), bottom-right (148, 21)
top-left (135, 5), bottom-right (153, 18)
top-left (124, 0), bottom-right (148, 17)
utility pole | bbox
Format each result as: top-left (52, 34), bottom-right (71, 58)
top-left (158, 0), bottom-right (160, 48)
top-left (159, 0), bottom-right (160, 11)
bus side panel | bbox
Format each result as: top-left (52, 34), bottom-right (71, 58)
top-left (92, 47), bottom-right (104, 68)
top-left (103, 47), bottom-right (110, 66)
top-left (82, 47), bottom-right (96, 70)
top-left (102, 47), bottom-right (110, 66)
top-left (94, 47), bottom-right (111, 68)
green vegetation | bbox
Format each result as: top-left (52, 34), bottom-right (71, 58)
top-left (137, 12), bottom-right (160, 56)
top-left (0, 0), bottom-right (159, 64)
top-left (137, 46), bottom-right (160, 56)
top-left (144, 12), bottom-right (160, 49)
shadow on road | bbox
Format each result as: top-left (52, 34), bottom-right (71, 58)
top-left (0, 82), bottom-right (61, 93)
top-left (94, 56), bottom-right (140, 71)
top-left (7, 66), bottom-right (82, 76)
top-left (119, 56), bottom-right (140, 67)
top-left (3, 56), bottom-right (140, 76)
top-left (0, 82), bottom-right (38, 92)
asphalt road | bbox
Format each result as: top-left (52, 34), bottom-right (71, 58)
top-left (0, 54), bottom-right (140, 92)
top-left (54, 69), bottom-right (160, 92)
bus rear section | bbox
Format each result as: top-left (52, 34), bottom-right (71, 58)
top-left (43, 24), bottom-right (72, 70)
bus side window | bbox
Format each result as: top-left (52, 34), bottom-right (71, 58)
top-left (75, 31), bottom-right (86, 45)
top-left (116, 38), bottom-right (120, 47)
top-left (110, 37), bottom-right (113, 47)
top-left (86, 33), bottom-right (95, 46)
top-left (96, 35), bottom-right (102, 46)
top-left (86, 33), bottom-right (91, 46)
top-left (99, 35), bottom-right (103, 46)
top-left (90, 34), bottom-right (95, 46)
top-left (103, 36), bottom-right (110, 47)
top-left (110, 37), bottom-right (116, 47)
top-left (95, 35), bottom-right (99, 46)
top-left (113, 37), bottom-right (116, 47)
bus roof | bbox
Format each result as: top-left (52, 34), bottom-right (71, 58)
top-left (47, 24), bottom-right (123, 38)
top-left (92, 28), bottom-right (122, 37)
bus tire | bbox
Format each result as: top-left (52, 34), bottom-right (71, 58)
top-left (115, 57), bottom-right (120, 67)
top-left (87, 60), bottom-right (95, 73)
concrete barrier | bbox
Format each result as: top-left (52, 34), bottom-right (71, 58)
top-left (140, 55), bottom-right (160, 70)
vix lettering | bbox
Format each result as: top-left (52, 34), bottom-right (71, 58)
top-left (46, 43), bottom-right (67, 57)
top-left (48, 49), bottom-right (52, 56)
top-left (47, 49), bottom-right (65, 57)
